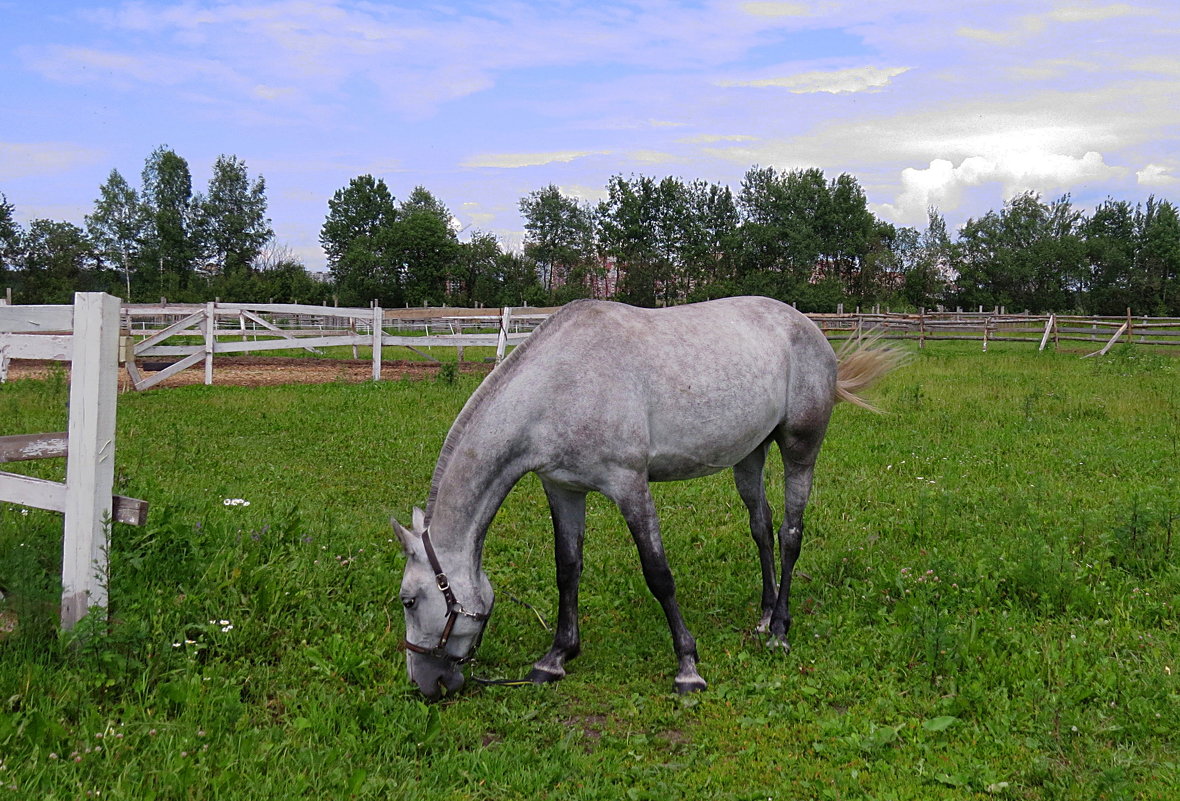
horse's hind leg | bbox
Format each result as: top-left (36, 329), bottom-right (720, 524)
top-left (733, 444), bottom-right (777, 632)
top-left (529, 481), bottom-right (587, 684)
top-left (767, 427), bottom-right (826, 651)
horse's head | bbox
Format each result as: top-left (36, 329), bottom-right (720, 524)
top-left (393, 507), bottom-right (494, 700)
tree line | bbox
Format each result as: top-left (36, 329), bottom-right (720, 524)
top-left (3, 149), bottom-right (1179, 315)
top-left (0, 146), bottom-right (320, 305)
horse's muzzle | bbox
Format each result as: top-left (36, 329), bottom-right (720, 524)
top-left (407, 653), bottom-right (466, 700)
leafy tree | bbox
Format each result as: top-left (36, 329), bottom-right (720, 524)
top-left (320, 175), bottom-right (401, 306)
top-left (494, 251), bottom-right (547, 307)
top-left (1136, 196), bottom-right (1180, 315)
top-left (737, 166), bottom-right (827, 296)
top-left (953, 193), bottom-right (1084, 312)
top-left (198, 155), bottom-right (272, 292)
top-left (1081, 199), bottom-right (1139, 314)
top-left (0, 193), bottom-right (20, 289)
top-left (679, 179), bottom-right (741, 299)
top-left (899, 207), bottom-right (952, 309)
top-left (141, 146), bottom-right (200, 299)
top-left (85, 169), bottom-right (145, 299)
top-left (15, 220), bottom-right (107, 303)
top-left (396, 187), bottom-right (459, 306)
top-left (519, 185), bottom-right (596, 295)
top-left (451, 231), bottom-right (503, 306)
top-left (596, 175), bottom-right (673, 307)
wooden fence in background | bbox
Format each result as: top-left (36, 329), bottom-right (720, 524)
top-left (119, 302), bottom-right (552, 390)
top-left (814, 310), bottom-right (1180, 355)
top-left (5, 298), bottom-right (1178, 393)
top-left (114, 303), bottom-right (1180, 389)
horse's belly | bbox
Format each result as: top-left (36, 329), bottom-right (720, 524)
top-left (645, 422), bottom-right (775, 482)
top-left (646, 455), bottom-right (730, 482)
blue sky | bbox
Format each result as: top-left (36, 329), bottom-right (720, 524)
top-left (2, 1), bottom-right (1178, 272)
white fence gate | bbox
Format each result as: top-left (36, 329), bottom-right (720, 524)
top-left (0, 292), bottom-right (147, 629)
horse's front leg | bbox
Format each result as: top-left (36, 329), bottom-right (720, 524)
top-left (529, 481), bottom-right (587, 684)
top-left (611, 476), bottom-right (706, 694)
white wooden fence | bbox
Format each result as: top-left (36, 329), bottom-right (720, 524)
top-left (0, 292), bottom-right (148, 629)
top-left (121, 302), bottom-right (541, 390)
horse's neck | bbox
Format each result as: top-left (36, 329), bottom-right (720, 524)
top-left (425, 415), bottom-right (528, 567)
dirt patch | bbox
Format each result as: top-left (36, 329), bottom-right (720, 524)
top-left (4, 356), bottom-right (493, 391)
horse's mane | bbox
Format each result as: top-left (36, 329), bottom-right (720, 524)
top-left (423, 302), bottom-right (589, 526)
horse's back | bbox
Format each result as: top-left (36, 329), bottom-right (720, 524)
top-left (509, 297), bottom-right (837, 484)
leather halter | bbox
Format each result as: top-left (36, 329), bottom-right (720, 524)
top-left (400, 529), bottom-right (490, 666)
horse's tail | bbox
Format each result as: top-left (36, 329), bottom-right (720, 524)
top-left (834, 334), bottom-right (907, 413)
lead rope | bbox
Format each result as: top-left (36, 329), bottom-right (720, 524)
top-left (469, 594), bottom-right (551, 689)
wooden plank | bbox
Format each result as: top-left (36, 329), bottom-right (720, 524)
top-left (61, 292), bottom-right (122, 628)
top-left (0, 432), bottom-right (67, 462)
top-left (0, 470), bottom-right (67, 511)
top-left (209, 334), bottom-right (372, 353)
top-left (1082, 321), bottom-right (1129, 358)
top-left (0, 344), bottom-right (7, 382)
top-left (216, 302), bottom-right (375, 319)
top-left (0, 472), bottom-right (146, 527)
top-left (239, 309), bottom-right (324, 355)
top-left (113, 495), bottom-right (148, 526)
top-left (131, 308), bottom-right (206, 353)
top-left (0, 305), bottom-right (74, 332)
top-left (0, 333), bottom-right (74, 360)
top-left (130, 350), bottom-right (206, 391)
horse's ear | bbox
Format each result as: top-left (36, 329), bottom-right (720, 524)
top-left (412, 506), bottom-right (426, 532)
top-left (391, 516), bottom-right (418, 555)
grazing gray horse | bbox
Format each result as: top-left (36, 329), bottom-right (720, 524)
top-left (394, 296), bottom-right (900, 699)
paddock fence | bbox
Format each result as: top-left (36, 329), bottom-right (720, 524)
top-left (119, 302), bottom-right (1180, 383)
top-left (115, 301), bottom-right (556, 390)
top-left (5, 298), bottom-right (1179, 393)
top-left (0, 292), bottom-right (148, 629)
top-left (815, 309), bottom-right (1180, 356)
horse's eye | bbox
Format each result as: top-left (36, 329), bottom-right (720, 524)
top-left (402, 597), bottom-right (416, 609)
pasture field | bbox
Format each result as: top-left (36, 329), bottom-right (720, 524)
top-left (0, 342), bottom-right (1177, 800)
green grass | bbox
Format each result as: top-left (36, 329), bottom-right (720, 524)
top-left (1, 342), bottom-right (1177, 799)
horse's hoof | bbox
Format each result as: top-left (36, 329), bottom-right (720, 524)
top-left (527, 667), bottom-right (564, 684)
top-left (765, 634), bottom-right (791, 652)
top-left (675, 677), bottom-right (708, 694)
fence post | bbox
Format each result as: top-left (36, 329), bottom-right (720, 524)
top-left (1039, 315), bottom-right (1055, 351)
top-left (204, 301), bottom-right (216, 385)
top-left (371, 304), bottom-right (383, 381)
top-left (60, 292), bottom-right (121, 629)
top-left (496, 307), bottom-right (512, 365)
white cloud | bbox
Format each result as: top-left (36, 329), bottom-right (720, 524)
top-left (879, 151), bottom-right (1123, 224)
top-left (959, 3), bottom-right (1148, 45)
top-left (679, 133), bottom-right (759, 144)
top-left (721, 66), bottom-right (910, 94)
top-left (740, 2), bottom-right (810, 17)
top-left (461, 150), bottom-right (608, 169)
top-left (1137, 163), bottom-right (1178, 187)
